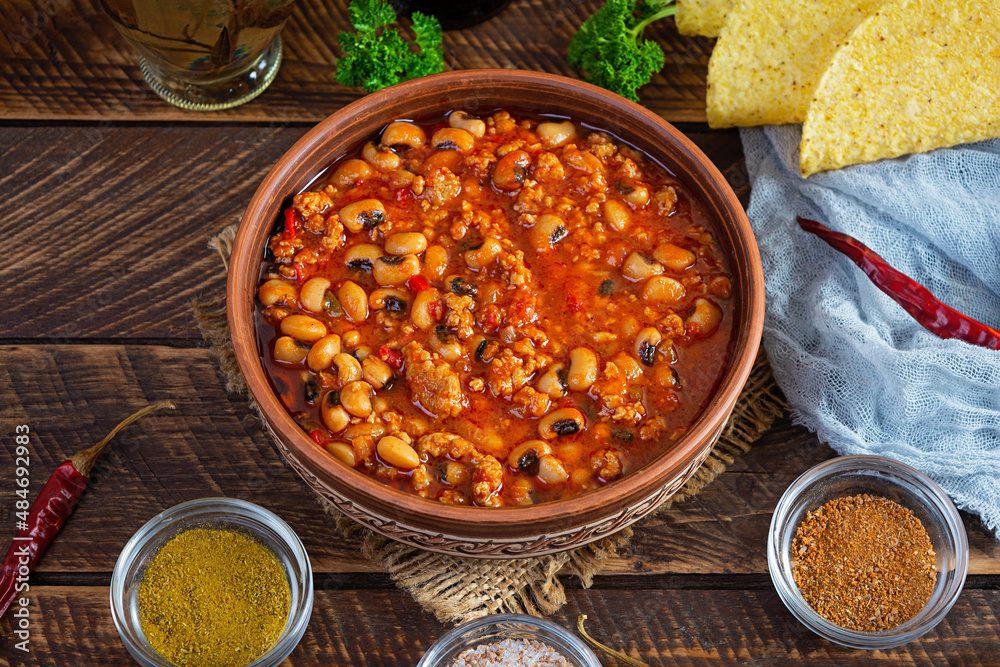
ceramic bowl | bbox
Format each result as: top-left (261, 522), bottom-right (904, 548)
top-left (228, 69), bottom-right (764, 558)
top-left (768, 455), bottom-right (968, 649)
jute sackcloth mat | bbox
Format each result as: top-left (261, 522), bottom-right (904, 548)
top-left (194, 223), bottom-right (787, 624)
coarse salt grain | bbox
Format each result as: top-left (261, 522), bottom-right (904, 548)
top-left (448, 638), bottom-right (571, 667)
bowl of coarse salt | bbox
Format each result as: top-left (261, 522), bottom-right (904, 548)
top-left (417, 613), bottom-right (600, 667)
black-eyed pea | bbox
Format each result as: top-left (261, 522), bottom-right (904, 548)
top-left (430, 326), bottom-right (463, 362)
top-left (492, 150), bottom-right (531, 190)
top-left (530, 215), bottom-right (568, 253)
top-left (448, 110), bottom-right (486, 137)
top-left (258, 279), bottom-right (298, 307)
top-left (570, 468), bottom-right (592, 486)
top-left (464, 238), bottom-right (502, 270)
top-left (567, 347), bottom-right (598, 391)
top-left (411, 288), bottom-right (442, 330)
top-left (623, 184), bottom-right (650, 207)
top-left (611, 352), bottom-right (644, 381)
top-left (340, 199), bottom-right (386, 233)
top-left (620, 315), bottom-right (641, 338)
top-left (373, 396), bottom-right (389, 413)
top-left (538, 408), bottom-right (585, 440)
top-left (362, 356), bottom-right (393, 390)
top-left (424, 245), bottom-right (449, 282)
top-left (377, 435), bottom-right (420, 469)
top-left (344, 422), bottom-right (386, 442)
top-left (384, 232), bottom-right (428, 256)
top-left (342, 330), bottom-right (361, 348)
top-left (603, 199), bottom-right (631, 232)
top-left (444, 461), bottom-right (469, 486)
top-left (381, 121), bottom-right (426, 149)
top-left (369, 287), bottom-right (410, 315)
top-left (536, 364), bottom-right (566, 398)
top-left (536, 454), bottom-right (569, 484)
top-left (622, 252), bottom-right (664, 281)
top-left (707, 275), bottom-right (732, 299)
top-left (329, 158), bottom-right (374, 187)
top-left (507, 440), bottom-right (552, 470)
top-left (321, 395), bottom-right (350, 433)
top-left (344, 244), bottom-right (382, 271)
top-left (372, 254), bottom-right (420, 286)
top-left (273, 335), bottom-right (309, 364)
top-left (432, 127), bottom-right (475, 153)
top-left (307, 334), bottom-right (342, 371)
top-left (686, 298), bottom-right (723, 337)
top-left (361, 141), bottom-right (401, 171)
top-left (537, 120), bottom-right (578, 149)
top-left (422, 149), bottom-right (462, 174)
top-left (326, 441), bottom-right (357, 467)
top-left (642, 276), bottom-right (686, 304)
top-left (404, 414), bottom-right (429, 437)
top-left (635, 327), bottom-right (662, 366)
top-left (340, 380), bottom-right (373, 418)
top-left (280, 314), bottom-right (327, 343)
top-left (653, 243), bottom-right (696, 271)
top-left (332, 353), bottom-right (363, 385)
top-left (336, 280), bottom-right (368, 322)
top-left (299, 277), bottom-right (332, 312)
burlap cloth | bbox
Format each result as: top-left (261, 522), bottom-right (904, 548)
top-left (194, 224), bottom-right (787, 624)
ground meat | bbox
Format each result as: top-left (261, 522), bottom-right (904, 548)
top-left (404, 342), bottom-right (467, 418)
top-left (590, 448), bottom-right (623, 483)
top-left (444, 293), bottom-right (476, 340)
top-left (426, 167), bottom-right (462, 206)
top-left (487, 347), bottom-right (549, 398)
top-left (471, 454), bottom-right (503, 507)
top-left (511, 386), bottom-right (551, 418)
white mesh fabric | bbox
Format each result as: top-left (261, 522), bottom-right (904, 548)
top-left (741, 125), bottom-right (1000, 537)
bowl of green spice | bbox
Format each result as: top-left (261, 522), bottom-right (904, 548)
top-left (768, 455), bottom-right (968, 650)
top-left (111, 498), bottom-right (313, 667)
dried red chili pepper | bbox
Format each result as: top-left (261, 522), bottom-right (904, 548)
top-left (797, 216), bottom-right (1000, 350)
top-left (0, 401), bottom-right (175, 618)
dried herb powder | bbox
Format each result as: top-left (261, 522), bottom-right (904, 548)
top-left (791, 494), bottom-right (936, 632)
top-left (138, 527), bottom-right (291, 667)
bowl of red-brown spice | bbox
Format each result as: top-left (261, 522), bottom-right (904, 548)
top-left (768, 455), bottom-right (968, 649)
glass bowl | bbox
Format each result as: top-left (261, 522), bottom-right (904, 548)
top-left (417, 613), bottom-right (602, 667)
top-left (110, 497), bottom-right (313, 667)
top-left (768, 455), bottom-right (968, 649)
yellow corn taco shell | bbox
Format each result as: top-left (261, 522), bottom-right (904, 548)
top-left (800, 0), bottom-right (1000, 176)
top-left (707, 0), bottom-right (884, 129)
top-left (676, 0), bottom-right (734, 38)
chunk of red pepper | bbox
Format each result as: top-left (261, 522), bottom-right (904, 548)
top-left (406, 275), bottom-right (430, 293)
top-left (284, 208), bottom-right (297, 243)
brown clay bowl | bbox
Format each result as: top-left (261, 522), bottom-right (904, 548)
top-left (228, 70), bottom-right (764, 558)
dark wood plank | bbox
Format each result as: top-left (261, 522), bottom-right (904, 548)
top-left (0, 124), bottom-right (744, 339)
top-left (2, 344), bottom-right (998, 578)
top-left (0, 0), bottom-right (712, 123)
top-left (3, 586), bottom-right (1000, 665)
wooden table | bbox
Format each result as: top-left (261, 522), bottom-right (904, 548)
top-left (2, 0), bottom-right (999, 664)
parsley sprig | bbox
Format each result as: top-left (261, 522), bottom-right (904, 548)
top-left (336, 0), bottom-right (444, 93)
top-left (568, 0), bottom-right (676, 102)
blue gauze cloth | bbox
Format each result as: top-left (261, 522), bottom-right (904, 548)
top-left (740, 125), bottom-right (1000, 537)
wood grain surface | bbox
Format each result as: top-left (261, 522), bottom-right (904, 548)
top-left (0, 0), bottom-right (713, 123)
top-left (2, 345), bottom-right (998, 580)
top-left (3, 587), bottom-right (1000, 666)
top-left (0, 125), bottom-right (744, 340)
top-left (4, 6), bottom-right (1000, 662)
